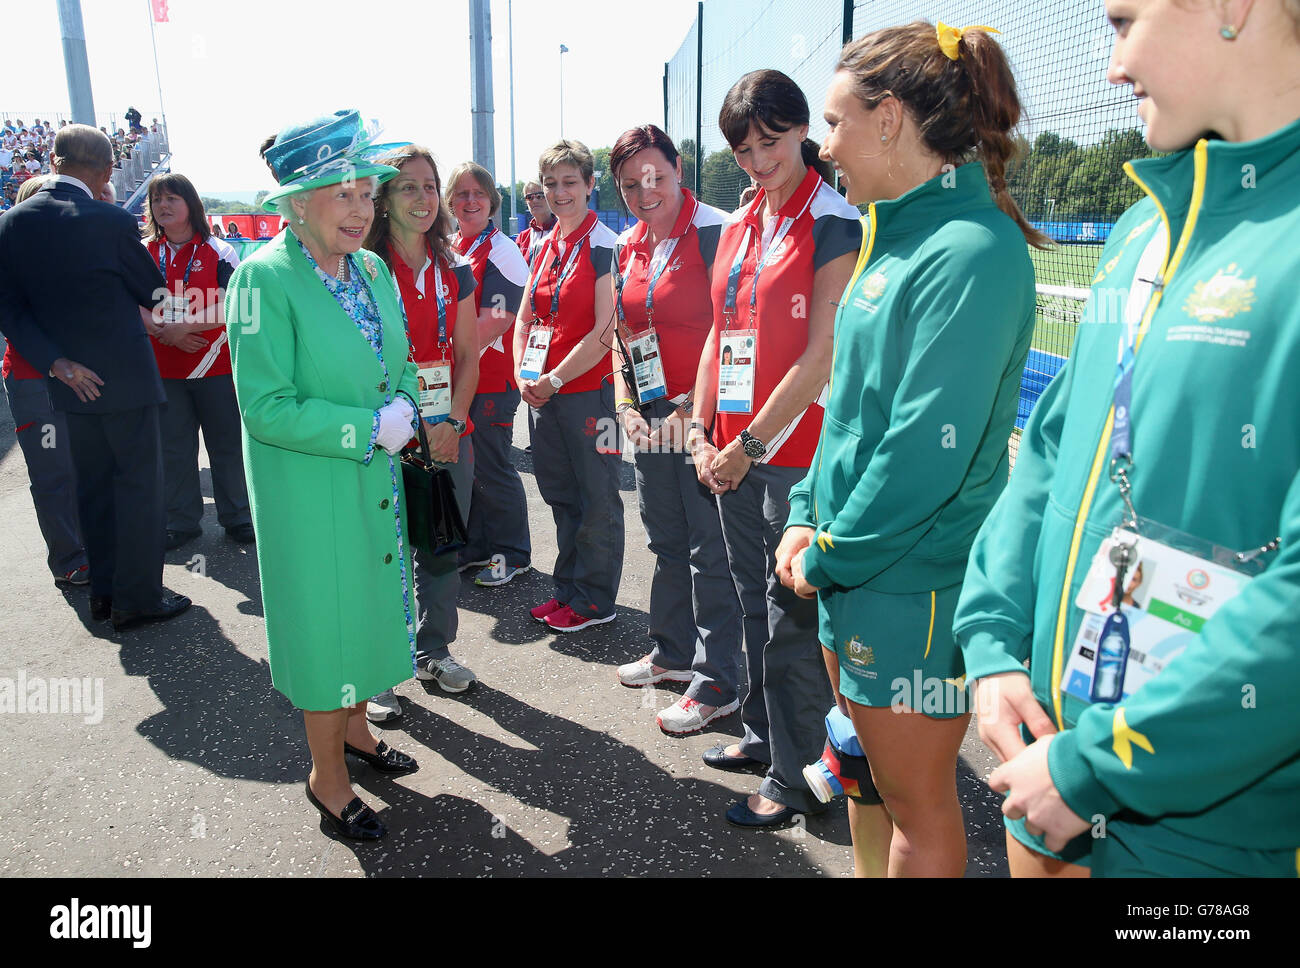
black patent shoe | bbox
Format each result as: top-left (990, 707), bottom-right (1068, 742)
top-left (305, 781), bottom-right (387, 841)
top-left (90, 595), bottom-right (113, 621)
top-left (701, 744), bottom-right (765, 772)
top-left (111, 594), bottom-right (192, 632)
top-left (344, 740), bottom-right (419, 775)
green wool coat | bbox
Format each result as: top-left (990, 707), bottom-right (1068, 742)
top-left (224, 230), bottom-right (419, 711)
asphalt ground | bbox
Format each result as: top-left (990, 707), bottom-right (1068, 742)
top-left (0, 392), bottom-right (1009, 877)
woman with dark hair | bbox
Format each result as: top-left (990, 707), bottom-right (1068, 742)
top-left (444, 160), bottom-right (533, 587)
top-left (517, 139), bottom-right (623, 633)
top-left (364, 145), bottom-right (481, 707)
top-left (777, 21), bottom-right (1041, 876)
top-left (607, 124), bottom-right (743, 735)
top-left (143, 173), bottom-right (253, 551)
top-left (687, 69), bottom-right (861, 828)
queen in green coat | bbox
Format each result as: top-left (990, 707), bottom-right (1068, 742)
top-left (225, 110), bottom-right (422, 841)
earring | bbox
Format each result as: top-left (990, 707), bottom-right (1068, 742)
top-left (1220, 24), bottom-right (1238, 39)
top-left (297, 216), bottom-right (304, 225)
top-left (880, 135), bottom-right (888, 142)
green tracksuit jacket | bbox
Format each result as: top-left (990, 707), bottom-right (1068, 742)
top-left (786, 162), bottom-right (1035, 594)
top-left (955, 116), bottom-right (1300, 856)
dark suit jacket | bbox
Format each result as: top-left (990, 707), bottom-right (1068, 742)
top-left (0, 179), bottom-right (167, 413)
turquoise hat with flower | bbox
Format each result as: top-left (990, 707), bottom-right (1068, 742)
top-left (261, 109), bottom-right (400, 213)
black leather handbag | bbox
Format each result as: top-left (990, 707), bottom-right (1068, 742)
top-left (400, 418), bottom-right (467, 572)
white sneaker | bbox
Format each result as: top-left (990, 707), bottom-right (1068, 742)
top-left (416, 656), bottom-right (477, 693)
top-left (474, 562), bottom-right (532, 587)
top-left (617, 657), bottom-right (693, 688)
top-left (656, 696), bottom-right (740, 735)
top-left (366, 688), bottom-right (402, 723)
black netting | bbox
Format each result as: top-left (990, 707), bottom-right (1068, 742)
top-left (667, 1), bottom-right (1148, 468)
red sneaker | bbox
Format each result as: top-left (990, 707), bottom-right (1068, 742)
top-left (543, 605), bottom-right (616, 633)
top-left (530, 598), bottom-right (566, 622)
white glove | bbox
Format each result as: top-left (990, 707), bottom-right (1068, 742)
top-left (374, 398), bottom-right (416, 456)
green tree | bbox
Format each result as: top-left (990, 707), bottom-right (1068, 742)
top-left (677, 138), bottom-right (698, 195)
top-left (700, 148), bottom-right (745, 211)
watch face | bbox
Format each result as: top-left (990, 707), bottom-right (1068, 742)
top-left (743, 438), bottom-right (765, 458)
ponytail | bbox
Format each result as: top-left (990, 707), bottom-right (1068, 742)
top-left (836, 21), bottom-right (1051, 249)
top-left (802, 138), bottom-right (834, 185)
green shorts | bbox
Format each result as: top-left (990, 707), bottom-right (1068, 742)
top-left (818, 581), bottom-right (968, 717)
top-left (1095, 818), bottom-right (1300, 877)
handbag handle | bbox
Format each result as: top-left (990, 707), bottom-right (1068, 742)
top-left (397, 389), bottom-right (434, 467)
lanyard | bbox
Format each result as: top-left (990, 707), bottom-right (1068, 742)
top-left (158, 239), bottom-right (198, 289)
top-left (722, 190), bottom-right (808, 328)
top-left (643, 237), bottom-right (678, 327)
top-left (430, 258), bottom-right (448, 352)
top-left (529, 219), bottom-right (594, 323)
top-left (463, 223), bottom-right (495, 260)
top-left (1109, 222), bottom-right (1169, 522)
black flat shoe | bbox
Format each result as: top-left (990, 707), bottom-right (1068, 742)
top-left (344, 740), bottom-right (419, 774)
top-left (725, 800), bottom-right (802, 829)
top-left (165, 528), bottom-right (202, 551)
top-left (702, 744), bottom-right (765, 771)
top-left (111, 594), bottom-right (192, 632)
top-left (304, 781), bottom-right (386, 841)
top-left (225, 523), bottom-right (256, 544)
top-left (90, 595), bottom-right (113, 621)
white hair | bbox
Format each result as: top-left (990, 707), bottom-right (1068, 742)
top-left (274, 175), bottom-right (379, 223)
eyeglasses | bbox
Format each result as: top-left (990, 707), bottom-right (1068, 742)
top-left (524, 192), bottom-right (544, 202)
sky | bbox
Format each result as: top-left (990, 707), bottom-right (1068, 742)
top-left (5, 0), bottom-right (703, 199)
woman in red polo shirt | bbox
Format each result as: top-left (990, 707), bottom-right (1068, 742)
top-left (143, 174), bottom-right (252, 552)
top-left (607, 124), bottom-right (744, 735)
top-left (687, 70), bottom-right (861, 829)
top-left (444, 161), bottom-right (533, 587)
top-left (515, 139), bottom-right (623, 633)
top-left (365, 145), bottom-right (480, 705)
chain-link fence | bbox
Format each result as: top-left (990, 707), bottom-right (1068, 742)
top-left (665, 1), bottom-right (1150, 465)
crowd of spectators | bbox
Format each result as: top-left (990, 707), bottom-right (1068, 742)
top-left (1, 108), bottom-right (163, 211)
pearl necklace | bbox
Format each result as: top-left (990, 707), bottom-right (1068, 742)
top-left (336, 256), bottom-right (348, 282)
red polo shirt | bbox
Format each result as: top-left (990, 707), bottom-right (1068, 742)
top-left (615, 188), bottom-right (726, 399)
top-left (524, 210), bottom-right (618, 395)
top-left (1, 343), bottom-right (42, 380)
top-left (516, 216), bottom-right (557, 270)
top-left (708, 166), bottom-right (860, 467)
top-left (454, 223), bottom-right (529, 395)
top-left (389, 241), bottom-right (478, 436)
top-left (146, 235), bottom-right (239, 379)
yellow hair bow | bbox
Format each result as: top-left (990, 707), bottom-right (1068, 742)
top-left (936, 22), bottom-right (1001, 61)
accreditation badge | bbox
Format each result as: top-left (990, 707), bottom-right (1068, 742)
top-left (160, 292), bottom-right (187, 326)
top-left (1060, 521), bottom-right (1255, 706)
top-left (416, 359), bottom-right (452, 423)
top-left (518, 325), bottom-right (553, 382)
top-left (628, 329), bottom-right (667, 404)
top-left (716, 328), bottom-right (757, 414)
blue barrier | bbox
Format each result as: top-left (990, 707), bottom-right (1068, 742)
top-left (1028, 220), bottom-right (1115, 244)
top-left (1017, 347), bottom-right (1068, 430)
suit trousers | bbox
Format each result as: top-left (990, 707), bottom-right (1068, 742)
top-left (3, 374), bottom-right (86, 577)
top-left (529, 389), bottom-right (624, 617)
top-left (414, 432), bottom-right (474, 664)
top-left (718, 461), bottom-right (832, 813)
top-left (633, 397), bottom-right (744, 704)
top-left (461, 389), bottom-right (531, 569)
top-left (63, 405), bottom-right (166, 611)
top-left (159, 375), bottom-right (251, 532)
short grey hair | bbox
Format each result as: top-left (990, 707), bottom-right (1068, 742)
top-left (51, 124), bottom-right (112, 172)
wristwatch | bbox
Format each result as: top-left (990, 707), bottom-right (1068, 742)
top-left (547, 372), bottom-right (564, 391)
top-left (739, 429), bottom-right (767, 459)
top-left (447, 417), bottom-right (467, 434)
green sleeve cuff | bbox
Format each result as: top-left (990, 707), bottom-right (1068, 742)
top-left (960, 625), bottom-right (1031, 682)
top-left (800, 535), bottom-right (833, 590)
top-left (785, 485), bottom-right (814, 531)
top-left (1048, 725), bottom-right (1121, 822)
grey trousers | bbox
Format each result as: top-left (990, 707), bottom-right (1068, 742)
top-left (634, 398), bottom-right (743, 704)
top-left (159, 375), bottom-right (251, 532)
top-left (529, 389), bottom-right (624, 617)
top-left (462, 389), bottom-right (531, 569)
top-left (414, 432), bottom-right (474, 664)
top-left (718, 461), bottom-right (832, 813)
top-left (3, 374), bottom-right (86, 577)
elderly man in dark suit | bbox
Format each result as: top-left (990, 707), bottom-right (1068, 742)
top-left (0, 124), bottom-right (190, 632)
